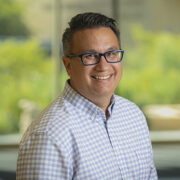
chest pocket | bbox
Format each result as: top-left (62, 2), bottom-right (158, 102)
top-left (121, 149), bottom-right (140, 180)
top-left (135, 150), bottom-right (152, 180)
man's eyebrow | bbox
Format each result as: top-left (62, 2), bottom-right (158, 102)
top-left (107, 46), bottom-right (119, 51)
top-left (83, 49), bottom-right (97, 53)
top-left (83, 47), bottom-right (119, 53)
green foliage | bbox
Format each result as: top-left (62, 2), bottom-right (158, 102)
top-left (116, 26), bottom-right (180, 107)
top-left (0, 39), bottom-right (54, 134)
top-left (0, 0), bottom-right (29, 36)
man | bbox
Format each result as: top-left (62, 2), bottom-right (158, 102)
top-left (16, 12), bottom-right (158, 179)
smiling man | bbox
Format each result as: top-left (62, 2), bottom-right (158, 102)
top-left (16, 12), bottom-right (158, 180)
top-left (63, 27), bottom-right (123, 113)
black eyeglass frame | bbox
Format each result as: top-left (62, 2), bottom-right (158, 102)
top-left (66, 49), bottom-right (124, 66)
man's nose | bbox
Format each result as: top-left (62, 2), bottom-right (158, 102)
top-left (95, 55), bottom-right (109, 70)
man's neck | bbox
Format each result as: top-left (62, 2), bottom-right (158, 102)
top-left (68, 80), bottom-right (113, 116)
top-left (88, 95), bottom-right (113, 115)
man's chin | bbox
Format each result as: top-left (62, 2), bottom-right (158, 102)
top-left (92, 90), bottom-right (113, 98)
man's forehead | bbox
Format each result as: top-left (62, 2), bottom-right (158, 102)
top-left (70, 28), bottom-right (120, 54)
top-left (71, 27), bottom-right (118, 44)
top-left (73, 27), bottom-right (112, 35)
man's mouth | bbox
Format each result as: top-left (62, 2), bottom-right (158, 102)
top-left (92, 75), bottom-right (112, 80)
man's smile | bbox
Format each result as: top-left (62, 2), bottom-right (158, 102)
top-left (92, 74), bottom-right (112, 80)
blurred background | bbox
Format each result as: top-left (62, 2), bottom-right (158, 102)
top-left (0, 0), bottom-right (180, 179)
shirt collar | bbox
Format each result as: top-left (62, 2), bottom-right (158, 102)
top-left (62, 80), bottom-right (115, 121)
top-left (108, 96), bottom-right (115, 117)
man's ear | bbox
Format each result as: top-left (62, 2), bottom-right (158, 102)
top-left (62, 56), bottom-right (71, 77)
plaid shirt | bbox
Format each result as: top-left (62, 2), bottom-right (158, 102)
top-left (16, 81), bottom-right (157, 180)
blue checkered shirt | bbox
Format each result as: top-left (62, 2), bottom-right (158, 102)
top-left (16, 81), bottom-right (157, 180)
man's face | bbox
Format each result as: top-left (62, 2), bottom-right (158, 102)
top-left (63, 27), bottom-right (123, 103)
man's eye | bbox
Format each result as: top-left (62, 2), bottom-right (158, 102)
top-left (85, 54), bottom-right (97, 59)
top-left (106, 51), bottom-right (117, 57)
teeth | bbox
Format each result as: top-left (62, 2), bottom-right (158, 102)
top-left (94, 75), bottom-right (111, 80)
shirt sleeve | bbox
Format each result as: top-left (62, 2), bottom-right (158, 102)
top-left (149, 163), bottom-right (158, 180)
top-left (140, 109), bottom-right (158, 180)
top-left (16, 133), bottom-right (72, 180)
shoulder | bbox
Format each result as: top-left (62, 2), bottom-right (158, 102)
top-left (19, 95), bottom-right (75, 148)
top-left (113, 95), bottom-right (148, 131)
top-left (114, 95), bottom-right (143, 115)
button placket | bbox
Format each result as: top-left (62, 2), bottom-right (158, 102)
top-left (106, 116), bottom-right (130, 180)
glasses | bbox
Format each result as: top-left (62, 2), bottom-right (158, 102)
top-left (66, 50), bottom-right (124, 66)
